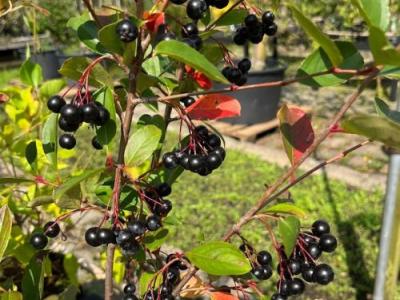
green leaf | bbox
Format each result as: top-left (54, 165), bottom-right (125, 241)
top-left (0, 177), bottom-right (34, 184)
top-left (379, 66), bottom-right (400, 79)
top-left (214, 9), bottom-right (247, 27)
top-left (22, 254), bottom-right (46, 300)
top-left (142, 56), bottom-right (162, 77)
top-left (155, 40), bottom-right (228, 84)
top-left (0, 205), bottom-right (12, 261)
top-left (63, 254), bottom-right (79, 286)
top-left (94, 87), bottom-right (117, 147)
top-left (25, 140), bottom-right (38, 172)
top-left (375, 98), bottom-right (400, 124)
top-left (30, 196), bottom-right (54, 207)
top-left (0, 291), bottom-right (23, 300)
top-left (201, 44), bottom-right (225, 65)
top-left (341, 114), bottom-right (400, 149)
top-left (351, 0), bottom-right (389, 31)
top-left (98, 20), bottom-right (125, 55)
top-left (124, 125), bottom-right (162, 166)
top-left (54, 169), bottom-right (104, 200)
top-left (264, 203), bottom-right (306, 218)
top-left (368, 26), bottom-right (400, 66)
top-left (139, 271), bottom-right (162, 295)
top-left (278, 216), bottom-right (300, 257)
top-left (144, 228), bottom-right (169, 251)
top-left (297, 41), bottom-right (364, 87)
top-left (67, 12), bottom-right (106, 54)
top-left (19, 59), bottom-right (43, 88)
top-left (186, 241), bottom-right (252, 276)
top-left (59, 57), bottom-right (113, 88)
top-left (39, 79), bottom-right (66, 99)
top-left (288, 4), bottom-right (342, 66)
top-left (42, 114), bottom-right (58, 169)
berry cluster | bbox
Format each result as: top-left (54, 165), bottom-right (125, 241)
top-left (116, 19), bottom-right (139, 43)
top-left (222, 58), bottom-right (251, 86)
top-left (240, 243), bottom-right (273, 281)
top-left (143, 254), bottom-right (189, 300)
top-left (162, 125), bottom-right (225, 176)
top-left (272, 220), bottom-right (337, 299)
top-left (47, 95), bottom-right (110, 150)
top-left (30, 221), bottom-right (61, 250)
top-left (234, 11), bottom-right (278, 46)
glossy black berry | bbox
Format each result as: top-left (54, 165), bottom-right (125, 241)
top-left (165, 267), bottom-right (180, 284)
top-left (238, 58), bottom-right (251, 74)
top-left (124, 295), bottom-right (138, 300)
top-left (186, 0), bottom-right (208, 20)
top-left (195, 125), bottom-right (209, 137)
top-left (307, 242), bottom-right (322, 259)
top-left (288, 258), bottom-right (302, 275)
top-left (245, 14), bottom-right (259, 28)
top-left (289, 278), bottom-right (305, 295)
top-left (233, 32), bottom-right (247, 45)
top-left (225, 67), bottom-right (242, 83)
top-left (158, 32), bottom-right (176, 42)
top-left (181, 96), bottom-right (196, 107)
top-left (60, 104), bottom-right (82, 124)
top-left (257, 250), bottom-right (272, 266)
top-left (44, 221), bottom-right (60, 238)
top-left (116, 19), bottom-right (138, 43)
top-left (85, 227), bottom-right (101, 247)
top-left (59, 117), bottom-right (80, 132)
top-left (248, 26), bottom-right (264, 44)
top-left (271, 293), bottom-right (287, 300)
top-left (124, 283), bottom-right (136, 295)
top-left (277, 279), bottom-right (291, 296)
top-left (81, 103), bottom-right (100, 124)
top-left (301, 263), bottom-right (316, 282)
top-left (301, 232), bottom-right (317, 244)
top-left (319, 233), bottom-right (337, 252)
top-left (183, 35), bottom-right (202, 50)
top-left (206, 153), bottom-right (222, 170)
top-left (47, 95), bottom-right (66, 113)
top-left (146, 215), bottom-right (161, 231)
top-left (313, 263), bottom-right (334, 285)
top-left (98, 228), bottom-right (115, 244)
top-left (213, 147), bottom-right (226, 160)
top-left (178, 153), bottom-right (190, 169)
top-left (207, 133), bottom-right (221, 149)
top-left (59, 134), bottom-right (76, 149)
top-left (252, 265), bottom-right (272, 280)
top-left (262, 11), bottom-right (275, 25)
top-left (157, 183), bottom-right (172, 197)
top-left (94, 106), bottom-right (110, 126)
top-left (30, 232), bottom-right (48, 249)
top-left (91, 136), bottom-right (103, 150)
top-left (182, 23), bottom-right (198, 37)
top-left (312, 220), bottom-right (330, 236)
top-left (235, 74), bottom-right (247, 86)
top-left (160, 283), bottom-right (172, 295)
top-left (263, 22), bottom-right (278, 36)
top-left (154, 199), bottom-right (172, 217)
top-left (213, 0), bottom-right (229, 9)
top-left (163, 152), bottom-right (178, 169)
top-left (128, 220), bottom-right (146, 236)
top-left (189, 155), bottom-right (205, 172)
top-left (197, 166), bottom-right (211, 176)
top-left (116, 229), bottom-right (133, 246)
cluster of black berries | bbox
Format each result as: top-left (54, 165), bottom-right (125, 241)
top-left (116, 19), bottom-right (139, 43)
top-left (222, 58), bottom-right (251, 86)
top-left (47, 95), bottom-right (110, 150)
top-left (234, 11), bottom-right (278, 46)
top-left (84, 183), bottom-right (173, 256)
top-left (181, 23), bottom-right (202, 50)
top-left (144, 254), bottom-right (189, 300)
top-left (170, 0), bottom-right (228, 21)
top-left (162, 125), bottom-right (225, 176)
top-left (240, 243), bottom-right (273, 281)
top-left (180, 96), bottom-right (196, 108)
top-left (30, 221), bottom-right (61, 250)
top-left (272, 220), bottom-right (337, 300)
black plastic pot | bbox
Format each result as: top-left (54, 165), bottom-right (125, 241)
top-left (221, 61), bottom-right (287, 125)
top-left (31, 50), bottom-right (61, 80)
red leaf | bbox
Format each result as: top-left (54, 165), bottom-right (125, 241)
top-left (186, 94), bottom-right (241, 120)
top-left (144, 12), bottom-right (165, 33)
top-left (193, 72), bottom-right (213, 89)
top-left (210, 292), bottom-right (239, 300)
top-left (277, 104), bottom-right (314, 166)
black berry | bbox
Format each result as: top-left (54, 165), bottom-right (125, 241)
top-left (116, 19), bottom-right (138, 43)
top-left (189, 155), bottom-right (205, 172)
top-left (181, 23), bottom-right (198, 37)
top-left (98, 228), bottom-right (115, 244)
top-left (43, 221), bottom-right (60, 238)
top-left (91, 136), bottom-right (103, 150)
top-left (94, 106), bottom-right (110, 126)
top-left (30, 232), bottom-right (48, 249)
top-left (289, 278), bottom-right (305, 295)
top-left (47, 95), bottom-right (66, 113)
top-left (262, 11), bottom-right (275, 25)
top-left (207, 133), bottom-right (221, 149)
top-left (60, 104), bottom-right (82, 124)
top-left (124, 283), bottom-right (136, 294)
top-left (312, 220), bottom-right (330, 236)
top-left (206, 153), bottom-right (223, 170)
top-left (146, 215), bottom-right (161, 231)
top-left (163, 152), bottom-right (178, 169)
top-left (81, 103), bottom-right (100, 124)
top-left (252, 265), bottom-right (272, 280)
top-left (181, 96), bottom-right (196, 107)
top-left (244, 14), bottom-right (259, 28)
top-left (263, 22), bottom-right (278, 36)
top-left (257, 250), bottom-right (272, 266)
top-left (313, 264), bottom-right (334, 285)
top-left (271, 293), bottom-right (287, 300)
top-left (59, 134), bottom-right (76, 149)
top-left (116, 229), bottom-right (133, 246)
top-left (128, 220), bottom-right (146, 236)
top-left (238, 58), bottom-right (251, 73)
top-left (301, 263), bottom-right (316, 282)
top-left (213, 147), bottom-right (226, 160)
top-left (85, 227), bottom-right (101, 247)
top-left (318, 233), bottom-right (337, 252)
top-left (307, 242), bottom-right (322, 259)
top-left (59, 117), bottom-right (80, 132)
top-left (157, 183), bottom-right (172, 197)
top-left (287, 258), bottom-right (302, 275)
top-left (186, 0), bottom-right (208, 20)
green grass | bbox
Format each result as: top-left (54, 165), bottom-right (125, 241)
top-left (166, 149), bottom-right (384, 300)
top-left (0, 67), bottom-right (19, 88)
